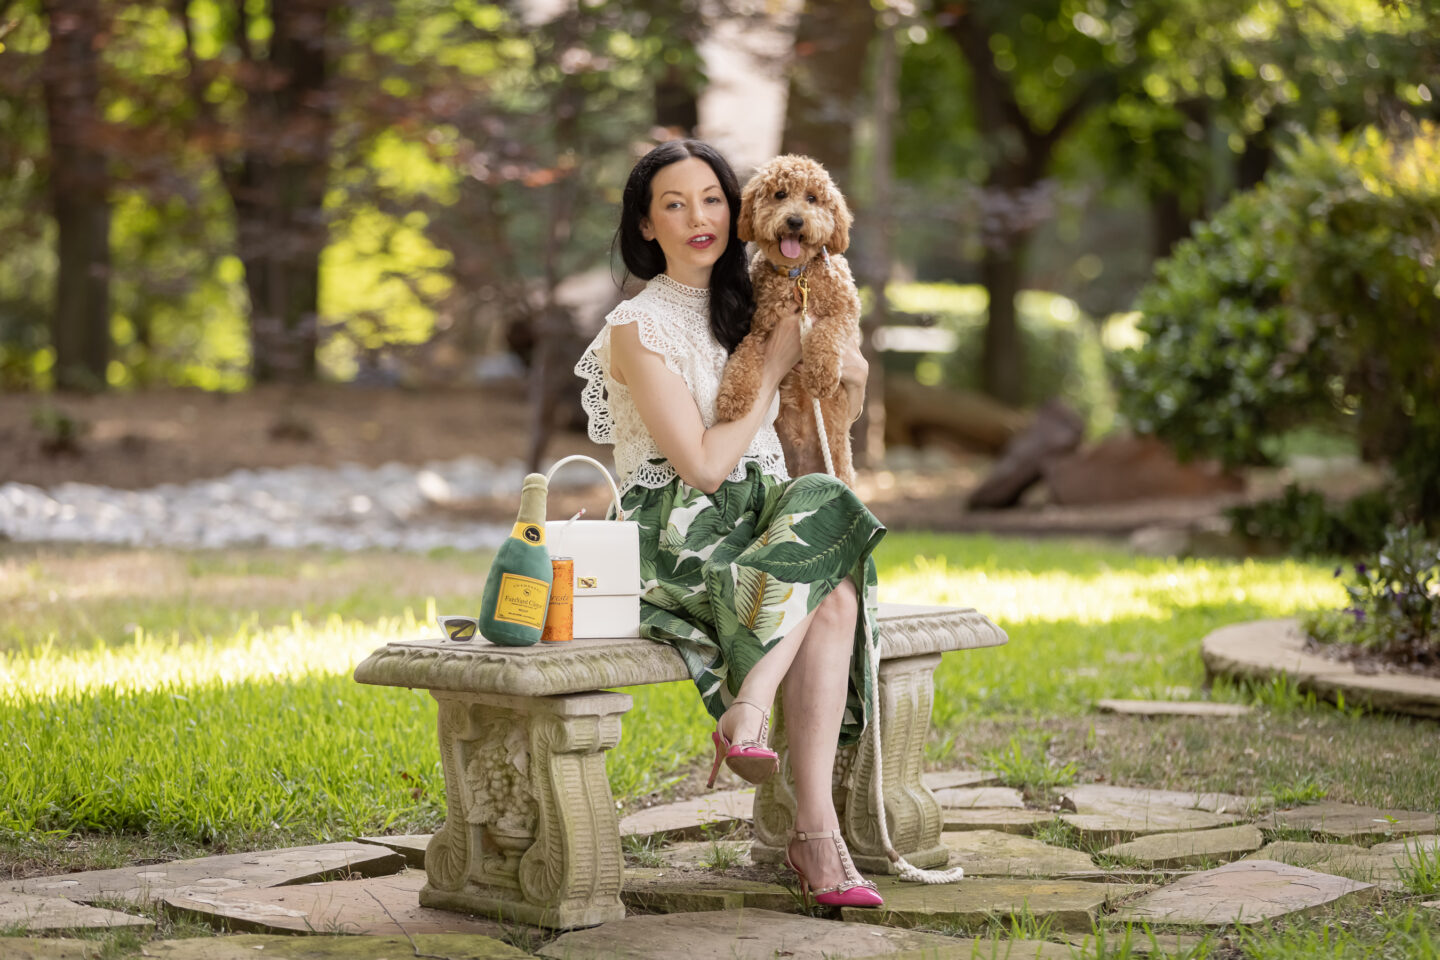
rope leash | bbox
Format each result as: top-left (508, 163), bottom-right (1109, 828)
top-left (794, 274), bottom-right (837, 479)
top-left (794, 264), bottom-right (963, 885)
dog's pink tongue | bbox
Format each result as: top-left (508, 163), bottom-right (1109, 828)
top-left (780, 237), bottom-right (802, 260)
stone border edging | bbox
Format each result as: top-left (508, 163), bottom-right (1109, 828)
top-left (1201, 618), bottom-right (1440, 720)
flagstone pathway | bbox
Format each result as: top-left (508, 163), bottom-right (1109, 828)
top-left (4, 774), bottom-right (1435, 957)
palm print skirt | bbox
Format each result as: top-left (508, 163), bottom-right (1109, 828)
top-left (620, 462), bottom-right (887, 746)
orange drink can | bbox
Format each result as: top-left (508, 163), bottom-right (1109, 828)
top-left (542, 557), bottom-right (574, 643)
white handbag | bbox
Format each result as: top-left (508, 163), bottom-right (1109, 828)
top-left (543, 455), bottom-right (642, 639)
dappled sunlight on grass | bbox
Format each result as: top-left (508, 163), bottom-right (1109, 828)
top-left (0, 535), bottom-right (1356, 849)
top-left (881, 549), bottom-right (1343, 626)
top-left (1, 603), bottom-right (437, 699)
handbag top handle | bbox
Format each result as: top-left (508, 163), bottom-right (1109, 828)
top-left (544, 454), bottom-right (627, 521)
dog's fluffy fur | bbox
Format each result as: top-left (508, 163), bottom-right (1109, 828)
top-left (715, 155), bottom-right (862, 487)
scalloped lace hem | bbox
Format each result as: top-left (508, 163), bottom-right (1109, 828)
top-left (619, 452), bottom-right (790, 495)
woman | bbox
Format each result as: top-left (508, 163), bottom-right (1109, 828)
top-left (575, 139), bottom-right (884, 907)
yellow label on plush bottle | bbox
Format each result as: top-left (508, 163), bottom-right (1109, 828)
top-left (511, 522), bottom-right (545, 545)
top-left (493, 573), bottom-right (549, 628)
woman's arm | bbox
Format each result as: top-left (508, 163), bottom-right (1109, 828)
top-left (612, 314), bottom-right (802, 494)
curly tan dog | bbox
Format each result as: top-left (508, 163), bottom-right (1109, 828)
top-left (715, 155), bottom-right (862, 487)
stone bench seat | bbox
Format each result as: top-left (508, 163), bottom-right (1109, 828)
top-left (354, 602), bottom-right (1006, 929)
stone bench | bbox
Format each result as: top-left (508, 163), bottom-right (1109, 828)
top-left (353, 602), bottom-right (1006, 929)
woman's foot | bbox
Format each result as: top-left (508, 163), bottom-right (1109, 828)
top-left (706, 698), bottom-right (778, 787)
top-left (785, 826), bottom-right (882, 907)
top-left (717, 698), bottom-right (768, 749)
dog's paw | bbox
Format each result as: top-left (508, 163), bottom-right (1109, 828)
top-left (714, 383), bottom-right (751, 423)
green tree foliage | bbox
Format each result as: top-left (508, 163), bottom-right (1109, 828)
top-left (1117, 124), bottom-right (1440, 520)
top-left (0, 0), bottom-right (701, 390)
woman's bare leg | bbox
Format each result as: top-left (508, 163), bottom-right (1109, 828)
top-left (717, 605), bottom-right (817, 745)
top-left (782, 579), bottom-right (860, 891)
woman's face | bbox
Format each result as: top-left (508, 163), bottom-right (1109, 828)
top-left (640, 156), bottom-right (730, 288)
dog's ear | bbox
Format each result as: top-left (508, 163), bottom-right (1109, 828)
top-left (826, 184), bottom-right (853, 254)
top-left (737, 175), bottom-right (759, 243)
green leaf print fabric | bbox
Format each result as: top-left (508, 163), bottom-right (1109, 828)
top-left (620, 462), bottom-right (886, 746)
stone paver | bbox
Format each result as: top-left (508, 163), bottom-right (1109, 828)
top-left (8, 842), bottom-right (404, 906)
top-left (944, 809), bottom-right (1056, 834)
top-left (1112, 859), bottom-right (1377, 925)
top-left (139, 934), bottom-right (528, 958)
top-left (1371, 834), bottom-right (1440, 857)
top-left (1063, 932), bottom-right (1209, 956)
top-left (162, 869), bottom-right (508, 937)
top-left (0, 892), bottom-right (153, 932)
top-left (923, 770), bottom-right (1001, 791)
top-left (618, 790), bottom-right (754, 842)
top-left (1101, 824), bottom-right (1265, 868)
top-left (655, 840), bottom-right (751, 869)
top-left (1247, 840), bottom-right (1368, 868)
top-left (1061, 810), bottom-right (1241, 846)
top-left (940, 830), bottom-right (1096, 877)
top-left (1061, 784), bottom-right (1257, 816)
top-left (1266, 803), bottom-right (1440, 843)
top-left (620, 871), bottom-right (796, 914)
top-left (537, 908), bottom-right (965, 959)
top-left (356, 834), bottom-right (429, 869)
top-left (0, 940), bottom-right (102, 959)
top-left (935, 786), bottom-right (1026, 809)
top-left (841, 877), bottom-right (1142, 932)
top-left (1245, 837), bottom-right (1435, 892)
top-left (1096, 698), bottom-right (1252, 718)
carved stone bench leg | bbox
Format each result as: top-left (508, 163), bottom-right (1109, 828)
top-left (419, 689), bottom-right (631, 930)
top-left (750, 652), bottom-right (949, 874)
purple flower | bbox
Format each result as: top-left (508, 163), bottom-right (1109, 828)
top-left (1334, 567), bottom-right (1343, 578)
top-left (1355, 563), bottom-right (1368, 576)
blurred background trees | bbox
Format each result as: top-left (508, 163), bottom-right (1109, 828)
top-left (2, 0), bottom-right (1437, 524)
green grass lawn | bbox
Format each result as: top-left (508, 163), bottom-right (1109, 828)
top-left (3, 535), bottom-right (1438, 957)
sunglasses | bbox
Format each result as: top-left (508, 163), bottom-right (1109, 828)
top-left (436, 615), bottom-right (479, 642)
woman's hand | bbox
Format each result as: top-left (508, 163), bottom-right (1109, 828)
top-left (838, 338), bottom-right (868, 392)
top-left (839, 338), bottom-right (868, 422)
top-left (761, 309), bottom-right (804, 388)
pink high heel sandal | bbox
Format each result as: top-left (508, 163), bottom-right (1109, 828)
top-left (785, 829), bottom-right (884, 908)
top-left (705, 698), bottom-right (779, 788)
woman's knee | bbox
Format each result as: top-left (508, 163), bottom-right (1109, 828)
top-left (813, 579), bottom-right (857, 638)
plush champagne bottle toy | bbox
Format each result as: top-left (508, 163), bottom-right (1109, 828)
top-left (478, 473), bottom-right (552, 646)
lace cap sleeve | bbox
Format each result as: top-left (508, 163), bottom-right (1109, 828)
top-left (575, 298), bottom-right (692, 446)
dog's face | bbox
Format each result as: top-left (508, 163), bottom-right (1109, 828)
top-left (738, 156), bottom-right (852, 266)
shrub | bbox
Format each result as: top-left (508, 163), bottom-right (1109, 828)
top-left (884, 282), bottom-right (1115, 434)
top-left (1226, 484), bottom-right (1394, 558)
top-left (1117, 124), bottom-right (1440, 523)
top-left (1304, 525), bottom-right (1440, 666)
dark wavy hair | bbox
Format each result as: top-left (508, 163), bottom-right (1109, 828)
top-left (616, 140), bottom-right (754, 353)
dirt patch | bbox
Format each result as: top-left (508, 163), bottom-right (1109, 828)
top-left (1304, 635), bottom-right (1440, 681)
top-left (1, 385), bottom-right (1249, 536)
top-left (1, 384), bottom-right (609, 491)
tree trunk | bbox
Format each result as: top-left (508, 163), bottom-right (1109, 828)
top-left (980, 245), bottom-right (1024, 406)
top-left (852, 9), bottom-right (894, 468)
top-left (655, 63), bottom-right (698, 135)
top-left (780, 0), bottom-right (875, 189)
top-left (1236, 118), bottom-right (1274, 191)
top-left (227, 0), bottom-right (333, 384)
top-left (1150, 189), bottom-right (1192, 261)
top-left (528, 4), bottom-right (585, 471)
top-left (42, 0), bottom-right (110, 391)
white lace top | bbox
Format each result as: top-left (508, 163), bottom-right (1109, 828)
top-left (575, 273), bottom-right (788, 493)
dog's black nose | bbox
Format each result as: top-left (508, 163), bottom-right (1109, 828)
top-left (785, 215), bottom-right (804, 231)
